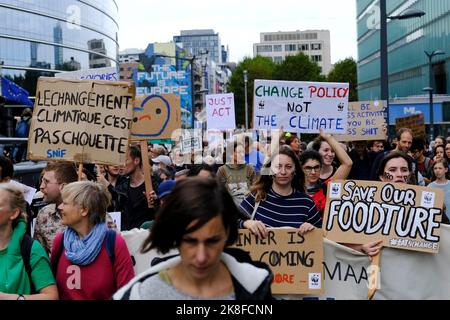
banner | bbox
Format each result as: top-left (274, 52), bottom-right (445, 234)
top-left (232, 228), bottom-right (324, 295)
top-left (136, 63), bottom-right (192, 128)
top-left (253, 80), bottom-right (349, 134)
top-left (323, 180), bottom-right (444, 253)
top-left (55, 67), bottom-right (119, 81)
top-left (395, 113), bottom-right (426, 138)
top-left (206, 93), bottom-right (236, 130)
top-left (28, 77), bottom-right (134, 165)
top-left (121, 225), bottom-right (450, 299)
top-left (130, 94), bottom-right (181, 140)
top-left (335, 101), bottom-right (386, 142)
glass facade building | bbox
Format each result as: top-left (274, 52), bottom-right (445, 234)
top-left (0, 0), bottom-right (119, 96)
top-left (357, 0), bottom-right (450, 100)
top-left (173, 29), bottom-right (222, 65)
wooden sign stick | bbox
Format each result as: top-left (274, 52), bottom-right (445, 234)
top-left (77, 163), bottom-right (84, 181)
top-left (368, 250), bottom-right (382, 300)
top-left (140, 140), bottom-right (154, 208)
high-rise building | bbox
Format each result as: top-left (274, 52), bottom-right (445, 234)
top-left (357, 0), bottom-right (450, 100)
top-left (0, 1), bottom-right (119, 96)
top-left (119, 48), bottom-right (144, 63)
top-left (253, 30), bottom-right (332, 75)
top-left (88, 39), bottom-right (111, 69)
top-left (174, 29), bottom-right (222, 65)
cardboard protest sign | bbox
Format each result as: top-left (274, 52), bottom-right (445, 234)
top-left (253, 80), bottom-right (349, 134)
top-left (335, 101), bottom-right (386, 142)
top-left (323, 180), bottom-right (444, 253)
top-left (28, 77), bottom-right (134, 165)
top-left (55, 67), bottom-right (119, 81)
top-left (206, 93), bottom-right (236, 130)
top-left (232, 228), bottom-right (324, 295)
top-left (395, 114), bottom-right (426, 138)
top-left (130, 94), bottom-right (181, 140)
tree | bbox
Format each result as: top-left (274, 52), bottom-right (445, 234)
top-left (273, 53), bottom-right (325, 82)
top-left (228, 56), bottom-right (276, 128)
top-left (327, 58), bottom-right (358, 102)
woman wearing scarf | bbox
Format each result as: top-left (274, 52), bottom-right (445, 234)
top-left (51, 181), bottom-right (134, 300)
top-left (0, 183), bottom-right (58, 300)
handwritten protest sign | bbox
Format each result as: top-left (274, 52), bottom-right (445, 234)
top-left (335, 101), bottom-right (386, 142)
top-left (323, 180), bottom-right (444, 253)
top-left (206, 93), bottom-right (236, 130)
top-left (136, 64), bottom-right (192, 128)
top-left (232, 228), bottom-right (324, 294)
top-left (253, 80), bottom-right (349, 134)
top-left (28, 77), bottom-right (134, 165)
top-left (395, 114), bottom-right (426, 138)
top-left (130, 94), bottom-right (181, 140)
top-left (56, 67), bottom-right (119, 81)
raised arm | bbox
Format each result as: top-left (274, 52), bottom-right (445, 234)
top-left (320, 129), bottom-right (353, 180)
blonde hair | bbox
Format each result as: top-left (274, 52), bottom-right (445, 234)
top-left (0, 183), bottom-right (27, 227)
top-left (61, 181), bottom-right (111, 226)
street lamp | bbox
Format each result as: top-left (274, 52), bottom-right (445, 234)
top-left (379, 0), bottom-right (425, 129)
top-left (243, 70), bottom-right (248, 130)
top-left (423, 50), bottom-right (446, 140)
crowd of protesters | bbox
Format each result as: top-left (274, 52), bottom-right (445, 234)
top-left (1, 126), bottom-right (450, 300)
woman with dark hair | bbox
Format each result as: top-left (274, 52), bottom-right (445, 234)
top-left (377, 151), bottom-right (413, 184)
top-left (187, 163), bottom-right (216, 178)
top-left (300, 131), bottom-right (353, 216)
top-left (433, 144), bottom-right (446, 162)
top-left (311, 130), bottom-right (353, 183)
top-left (239, 145), bottom-right (322, 239)
top-left (113, 177), bottom-right (273, 300)
top-left (284, 133), bottom-right (302, 158)
top-left (351, 151), bottom-right (413, 257)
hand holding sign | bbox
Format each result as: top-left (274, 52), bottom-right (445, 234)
top-left (243, 220), bottom-right (269, 239)
top-left (298, 222), bottom-right (315, 236)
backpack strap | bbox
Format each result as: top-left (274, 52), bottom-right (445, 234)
top-left (20, 234), bottom-right (36, 294)
top-left (51, 232), bottom-right (65, 276)
top-left (105, 229), bottom-right (116, 266)
top-left (52, 229), bottom-right (116, 274)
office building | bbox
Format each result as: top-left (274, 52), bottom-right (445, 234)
top-left (253, 30), bottom-right (332, 75)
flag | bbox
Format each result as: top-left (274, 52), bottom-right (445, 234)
top-left (0, 77), bottom-right (33, 106)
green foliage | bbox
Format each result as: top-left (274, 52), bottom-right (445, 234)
top-left (228, 54), bottom-right (358, 128)
top-left (273, 53), bottom-right (325, 82)
top-left (228, 56), bottom-right (276, 127)
top-left (327, 58), bottom-right (358, 102)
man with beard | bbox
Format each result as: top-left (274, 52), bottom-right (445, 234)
top-left (34, 161), bottom-right (78, 254)
top-left (113, 145), bottom-right (158, 230)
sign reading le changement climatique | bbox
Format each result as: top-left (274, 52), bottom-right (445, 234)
top-left (323, 180), bottom-right (444, 254)
top-left (253, 79), bottom-right (349, 134)
top-left (28, 77), bottom-right (134, 165)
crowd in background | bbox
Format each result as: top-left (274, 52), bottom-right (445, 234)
top-left (1, 127), bottom-right (450, 300)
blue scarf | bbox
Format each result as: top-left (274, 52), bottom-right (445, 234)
top-left (64, 222), bottom-right (107, 266)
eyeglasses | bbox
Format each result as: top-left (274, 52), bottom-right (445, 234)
top-left (40, 179), bottom-right (61, 187)
top-left (303, 165), bottom-right (321, 173)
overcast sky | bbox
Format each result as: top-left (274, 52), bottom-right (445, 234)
top-left (115, 0), bottom-right (358, 64)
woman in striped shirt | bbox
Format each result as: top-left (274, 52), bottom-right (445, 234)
top-left (239, 145), bottom-right (322, 238)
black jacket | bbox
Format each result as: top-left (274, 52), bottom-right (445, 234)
top-left (112, 175), bottom-right (159, 230)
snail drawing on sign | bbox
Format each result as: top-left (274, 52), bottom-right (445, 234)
top-left (131, 94), bottom-right (171, 138)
